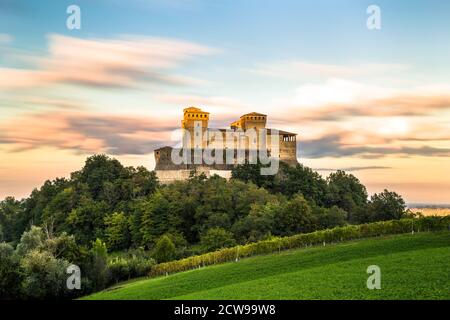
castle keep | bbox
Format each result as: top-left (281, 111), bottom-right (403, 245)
top-left (154, 107), bottom-right (298, 183)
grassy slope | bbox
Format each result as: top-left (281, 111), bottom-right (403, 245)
top-left (84, 232), bottom-right (450, 300)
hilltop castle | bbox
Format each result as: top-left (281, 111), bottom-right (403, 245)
top-left (154, 107), bottom-right (298, 183)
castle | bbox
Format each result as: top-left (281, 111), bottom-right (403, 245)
top-left (154, 107), bottom-right (298, 183)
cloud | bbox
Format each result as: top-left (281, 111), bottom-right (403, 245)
top-left (314, 166), bottom-right (392, 172)
top-left (0, 111), bottom-right (177, 155)
top-left (272, 79), bottom-right (450, 122)
top-left (157, 94), bottom-right (249, 109)
top-left (250, 61), bottom-right (410, 79)
top-left (300, 133), bottom-right (450, 159)
top-left (0, 34), bottom-right (217, 89)
top-left (0, 34), bottom-right (13, 44)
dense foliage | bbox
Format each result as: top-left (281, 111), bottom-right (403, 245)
top-left (0, 154), bottom-right (412, 299)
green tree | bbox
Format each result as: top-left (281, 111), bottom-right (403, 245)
top-left (0, 197), bottom-right (23, 243)
top-left (327, 170), bottom-right (368, 221)
top-left (312, 205), bottom-right (348, 229)
top-left (200, 227), bottom-right (236, 252)
top-left (152, 235), bottom-right (176, 263)
top-left (87, 239), bottom-right (108, 291)
top-left (21, 249), bottom-right (69, 299)
top-left (16, 226), bottom-right (45, 256)
top-left (274, 194), bottom-right (316, 236)
top-left (369, 189), bottom-right (407, 221)
top-left (43, 232), bottom-right (82, 262)
top-left (0, 243), bottom-right (23, 299)
top-left (104, 212), bottom-right (131, 251)
top-left (280, 163), bottom-right (329, 206)
top-left (232, 201), bottom-right (279, 242)
top-left (231, 162), bottom-right (276, 190)
top-left (140, 191), bottom-right (171, 246)
top-left (65, 196), bottom-right (109, 245)
top-left (72, 154), bottom-right (127, 200)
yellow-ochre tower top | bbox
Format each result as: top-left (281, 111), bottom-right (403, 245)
top-left (230, 112), bottom-right (267, 130)
top-left (181, 106), bottom-right (210, 129)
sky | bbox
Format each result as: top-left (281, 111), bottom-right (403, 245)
top-left (0, 0), bottom-right (450, 204)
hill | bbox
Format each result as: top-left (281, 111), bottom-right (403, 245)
top-left (83, 231), bottom-right (450, 300)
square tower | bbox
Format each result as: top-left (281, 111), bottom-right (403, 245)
top-left (181, 107), bottom-right (210, 149)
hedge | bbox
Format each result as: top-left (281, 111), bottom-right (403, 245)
top-left (149, 216), bottom-right (450, 277)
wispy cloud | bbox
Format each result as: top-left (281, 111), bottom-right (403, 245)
top-left (314, 166), bottom-right (392, 172)
top-left (250, 61), bottom-right (410, 79)
top-left (0, 33), bottom-right (13, 44)
top-left (0, 111), bottom-right (177, 155)
top-left (272, 79), bottom-right (450, 122)
top-left (300, 133), bottom-right (450, 159)
top-left (0, 34), bottom-right (217, 89)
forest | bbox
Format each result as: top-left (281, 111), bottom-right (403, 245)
top-left (0, 155), bottom-right (410, 299)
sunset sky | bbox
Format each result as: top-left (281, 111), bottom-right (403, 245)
top-left (1, 0), bottom-right (450, 203)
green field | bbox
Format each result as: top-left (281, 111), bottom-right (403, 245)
top-left (84, 232), bottom-right (450, 300)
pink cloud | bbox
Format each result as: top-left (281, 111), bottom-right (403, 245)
top-left (0, 34), bottom-right (217, 89)
top-left (0, 111), bottom-right (176, 155)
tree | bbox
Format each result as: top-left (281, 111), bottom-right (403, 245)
top-left (130, 166), bottom-right (159, 197)
top-left (232, 201), bottom-right (279, 242)
top-left (16, 226), bottom-right (45, 256)
top-left (231, 162), bottom-right (276, 190)
top-left (0, 243), bottom-right (23, 299)
top-left (152, 235), bottom-right (176, 263)
top-left (87, 239), bottom-right (108, 291)
top-left (274, 194), bottom-right (316, 236)
top-left (369, 189), bottom-right (407, 221)
top-left (43, 232), bottom-right (81, 262)
top-left (0, 197), bottom-right (23, 243)
top-left (22, 178), bottom-right (71, 234)
top-left (73, 154), bottom-right (127, 200)
top-left (104, 212), bottom-right (130, 251)
top-left (21, 249), bottom-right (69, 299)
top-left (280, 163), bottom-right (329, 206)
top-left (65, 196), bottom-right (109, 245)
top-left (312, 205), bottom-right (348, 229)
top-left (327, 170), bottom-right (368, 220)
top-left (200, 227), bottom-right (236, 252)
top-left (140, 191), bottom-right (171, 246)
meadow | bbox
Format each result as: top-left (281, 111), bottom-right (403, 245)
top-left (84, 231), bottom-right (450, 300)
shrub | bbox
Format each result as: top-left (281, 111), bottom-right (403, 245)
top-left (108, 250), bottom-right (156, 283)
top-left (153, 235), bottom-right (176, 263)
top-left (108, 257), bottom-right (130, 283)
top-left (200, 227), bottom-right (236, 252)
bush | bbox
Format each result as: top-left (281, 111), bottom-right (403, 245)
top-left (200, 227), bottom-right (236, 252)
top-left (153, 235), bottom-right (176, 263)
top-left (108, 254), bottom-right (156, 283)
top-left (108, 257), bottom-right (130, 283)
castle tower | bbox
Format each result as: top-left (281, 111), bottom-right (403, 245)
top-left (181, 107), bottom-right (210, 149)
top-left (230, 112), bottom-right (267, 130)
